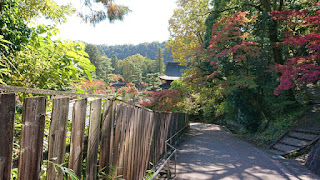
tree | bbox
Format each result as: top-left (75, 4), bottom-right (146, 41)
top-left (77, 0), bottom-right (130, 24)
top-left (155, 47), bottom-right (165, 74)
top-left (0, 1), bottom-right (32, 55)
top-left (121, 54), bottom-right (147, 82)
top-left (85, 44), bottom-right (103, 78)
top-left (98, 56), bottom-right (114, 79)
top-left (271, 3), bottom-right (320, 95)
top-left (146, 73), bottom-right (161, 91)
top-left (7, 25), bottom-right (95, 90)
top-left (204, 0), bottom-right (315, 64)
top-left (166, 0), bottom-right (210, 65)
top-left (111, 55), bottom-right (118, 73)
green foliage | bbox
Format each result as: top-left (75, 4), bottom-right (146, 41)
top-left (228, 91), bottom-right (262, 133)
top-left (18, 0), bottom-right (74, 23)
top-left (97, 42), bottom-right (173, 63)
top-left (7, 25), bottom-right (95, 90)
top-left (155, 47), bottom-right (165, 74)
top-left (0, 0), bottom-right (32, 54)
top-left (0, 36), bottom-right (11, 84)
top-left (97, 166), bottom-right (124, 180)
top-left (146, 73), bottom-right (161, 91)
top-left (167, 0), bottom-right (210, 65)
top-left (170, 79), bottom-right (184, 90)
top-left (254, 105), bottom-right (307, 144)
top-left (117, 54), bottom-right (147, 83)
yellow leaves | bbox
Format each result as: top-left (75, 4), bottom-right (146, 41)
top-left (167, 0), bottom-right (210, 64)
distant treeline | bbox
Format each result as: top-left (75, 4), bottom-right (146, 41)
top-left (97, 41), bottom-right (173, 62)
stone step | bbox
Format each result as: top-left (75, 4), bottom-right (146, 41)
top-left (288, 132), bottom-right (318, 141)
top-left (269, 149), bottom-right (286, 156)
top-left (280, 137), bottom-right (310, 147)
top-left (273, 143), bottom-right (299, 153)
top-left (292, 128), bottom-right (320, 135)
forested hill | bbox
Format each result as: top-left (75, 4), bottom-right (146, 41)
top-left (97, 41), bottom-right (173, 62)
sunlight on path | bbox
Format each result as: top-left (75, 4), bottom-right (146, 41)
top-left (174, 123), bottom-right (319, 180)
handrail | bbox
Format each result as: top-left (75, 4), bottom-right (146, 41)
top-left (148, 124), bottom-right (189, 180)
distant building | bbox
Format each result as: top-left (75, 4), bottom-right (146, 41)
top-left (159, 62), bottom-right (187, 89)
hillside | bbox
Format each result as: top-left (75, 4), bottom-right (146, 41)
top-left (97, 41), bottom-right (173, 62)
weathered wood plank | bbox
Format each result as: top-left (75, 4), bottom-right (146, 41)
top-left (113, 103), bottom-right (124, 171)
top-left (99, 100), bottom-right (114, 173)
top-left (47, 96), bottom-right (69, 180)
top-left (18, 96), bottom-right (46, 180)
top-left (123, 105), bottom-right (134, 179)
top-left (108, 101), bottom-right (116, 171)
top-left (129, 107), bottom-right (139, 180)
top-left (0, 84), bottom-right (111, 99)
top-left (118, 104), bottom-right (128, 176)
top-left (86, 99), bottom-right (102, 180)
top-left (68, 98), bottom-right (87, 178)
top-left (125, 106), bottom-right (136, 179)
top-left (0, 93), bottom-right (15, 180)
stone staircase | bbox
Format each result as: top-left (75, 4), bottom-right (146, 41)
top-left (269, 128), bottom-right (320, 155)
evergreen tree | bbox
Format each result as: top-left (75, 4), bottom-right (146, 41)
top-left (155, 47), bottom-right (165, 75)
top-left (111, 55), bottom-right (118, 73)
top-left (85, 44), bottom-right (102, 78)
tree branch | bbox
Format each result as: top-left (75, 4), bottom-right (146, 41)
top-left (208, 3), bottom-right (263, 15)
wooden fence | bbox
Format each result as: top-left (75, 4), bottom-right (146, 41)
top-left (0, 93), bottom-right (188, 180)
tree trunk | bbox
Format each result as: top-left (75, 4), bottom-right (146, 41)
top-left (268, 20), bottom-right (284, 64)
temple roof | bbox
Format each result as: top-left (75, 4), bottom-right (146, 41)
top-left (159, 75), bottom-right (181, 81)
top-left (165, 62), bottom-right (187, 77)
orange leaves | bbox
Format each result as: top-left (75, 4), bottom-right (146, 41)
top-left (208, 11), bottom-right (260, 62)
top-left (77, 79), bottom-right (109, 94)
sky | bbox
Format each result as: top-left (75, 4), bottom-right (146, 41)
top-left (53, 0), bottom-right (177, 45)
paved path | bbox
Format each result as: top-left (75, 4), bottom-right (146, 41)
top-left (174, 123), bottom-right (319, 180)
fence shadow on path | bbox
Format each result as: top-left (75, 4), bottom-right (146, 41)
top-left (174, 123), bottom-right (320, 180)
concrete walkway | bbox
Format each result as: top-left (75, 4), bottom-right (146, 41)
top-left (174, 123), bottom-right (319, 180)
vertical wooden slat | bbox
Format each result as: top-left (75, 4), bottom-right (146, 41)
top-left (68, 98), bottom-right (87, 178)
top-left (0, 93), bottom-right (15, 180)
top-left (126, 106), bottom-right (136, 179)
top-left (18, 96), bottom-right (46, 180)
top-left (86, 99), bottom-right (102, 180)
top-left (113, 103), bottom-right (123, 168)
top-left (123, 105), bottom-right (134, 179)
top-left (118, 105), bottom-right (128, 176)
top-left (129, 107), bottom-right (139, 180)
top-left (144, 111), bottom-right (155, 176)
top-left (137, 109), bottom-right (144, 180)
top-left (47, 96), bottom-right (69, 180)
top-left (108, 101), bottom-right (116, 170)
top-left (99, 100), bottom-right (114, 173)
top-left (141, 111), bottom-right (151, 178)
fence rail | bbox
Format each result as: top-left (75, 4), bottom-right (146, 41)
top-left (0, 87), bottom-right (188, 180)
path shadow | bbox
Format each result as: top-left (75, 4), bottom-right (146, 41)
top-left (173, 123), bottom-right (319, 180)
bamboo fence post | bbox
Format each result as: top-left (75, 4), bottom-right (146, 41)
top-left (86, 99), bottom-right (102, 180)
top-left (68, 98), bottom-right (87, 178)
top-left (0, 93), bottom-right (15, 180)
top-left (18, 96), bottom-right (46, 180)
top-left (47, 96), bottom-right (69, 180)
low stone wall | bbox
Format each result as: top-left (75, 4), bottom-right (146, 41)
top-left (306, 140), bottom-right (320, 176)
